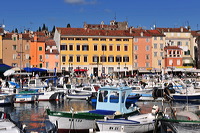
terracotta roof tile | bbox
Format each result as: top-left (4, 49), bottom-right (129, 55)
top-left (156, 27), bottom-right (190, 32)
top-left (164, 46), bottom-right (182, 50)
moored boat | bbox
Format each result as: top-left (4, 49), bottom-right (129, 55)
top-left (46, 86), bottom-right (140, 133)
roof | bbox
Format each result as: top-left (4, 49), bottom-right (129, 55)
top-left (156, 27), bottom-right (190, 32)
top-left (45, 39), bottom-right (56, 46)
top-left (146, 30), bottom-right (165, 36)
top-left (164, 46), bottom-right (182, 50)
top-left (2, 33), bottom-right (30, 40)
top-left (56, 27), bottom-right (155, 37)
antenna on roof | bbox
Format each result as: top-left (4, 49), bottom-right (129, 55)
top-left (114, 12), bottom-right (117, 21)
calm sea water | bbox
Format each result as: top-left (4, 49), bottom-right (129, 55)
top-left (0, 100), bottom-right (195, 133)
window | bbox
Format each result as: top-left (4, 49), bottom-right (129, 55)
top-left (108, 67), bottom-right (114, 73)
top-left (177, 60), bottom-right (180, 65)
top-left (134, 38), bottom-right (138, 42)
top-left (160, 52), bottom-right (163, 57)
top-left (123, 39), bottom-right (129, 41)
top-left (55, 55), bottom-right (59, 59)
top-left (146, 38), bottom-right (149, 42)
top-left (160, 37), bottom-right (163, 40)
top-left (184, 50), bottom-right (190, 55)
top-left (55, 62), bottom-right (59, 67)
top-left (93, 56), bottom-right (99, 63)
top-left (39, 47), bottom-right (42, 51)
top-left (186, 42), bottom-right (189, 46)
top-left (109, 38), bottom-right (112, 41)
top-left (124, 45), bottom-right (128, 51)
top-left (117, 45), bottom-right (120, 51)
top-left (46, 55), bottom-right (49, 59)
top-left (82, 44), bottom-right (89, 51)
top-left (109, 45), bottom-right (113, 51)
top-left (69, 56), bottom-right (73, 62)
top-left (146, 45), bottom-right (150, 51)
top-left (84, 56), bottom-right (87, 62)
top-left (25, 44), bottom-right (29, 50)
top-left (13, 54), bottom-right (17, 60)
top-left (116, 56), bottom-right (122, 62)
top-left (154, 43), bottom-right (157, 49)
top-left (69, 45), bottom-right (73, 51)
top-left (146, 54), bottom-right (150, 60)
top-left (94, 45), bottom-right (98, 51)
top-left (100, 38), bottom-right (106, 41)
top-left (177, 41), bottom-right (182, 46)
top-left (108, 56), bottom-right (114, 62)
top-left (134, 55), bottom-right (138, 60)
top-left (13, 45), bottom-right (17, 50)
top-left (169, 60), bottom-right (173, 65)
top-left (62, 55), bottom-right (66, 62)
top-left (39, 63), bottom-right (42, 68)
top-left (61, 37), bottom-right (67, 40)
top-left (154, 52), bottom-right (157, 57)
top-left (154, 37), bottom-right (157, 40)
top-left (102, 45), bottom-right (107, 51)
top-left (76, 44), bottom-right (80, 51)
top-left (75, 38), bottom-right (81, 40)
top-left (100, 56), bottom-right (106, 62)
top-left (123, 56), bottom-right (129, 62)
top-left (46, 62), bottom-right (49, 68)
top-left (25, 54), bottom-right (30, 59)
top-left (68, 38), bottom-right (74, 40)
top-left (134, 45), bottom-right (138, 50)
top-left (60, 45), bottom-right (67, 50)
top-left (134, 62), bottom-right (138, 67)
top-left (39, 55), bottom-right (43, 61)
top-left (160, 43), bottom-right (164, 49)
top-left (76, 56), bottom-right (80, 62)
top-left (116, 38), bottom-right (121, 41)
top-left (146, 62), bottom-right (150, 67)
top-left (158, 60), bottom-right (161, 66)
top-left (82, 38), bottom-right (88, 40)
top-left (93, 38), bottom-right (99, 41)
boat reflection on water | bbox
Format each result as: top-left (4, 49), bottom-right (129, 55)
top-left (0, 99), bottom-right (196, 133)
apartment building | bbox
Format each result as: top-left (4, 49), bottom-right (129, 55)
top-left (54, 27), bottom-right (133, 77)
top-left (2, 33), bottom-right (31, 67)
top-left (156, 27), bottom-right (193, 67)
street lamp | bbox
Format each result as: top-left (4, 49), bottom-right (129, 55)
top-left (118, 62), bottom-right (120, 79)
top-left (125, 63), bottom-right (126, 77)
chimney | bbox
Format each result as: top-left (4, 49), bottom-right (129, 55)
top-left (140, 32), bottom-right (143, 37)
top-left (181, 27), bottom-right (183, 32)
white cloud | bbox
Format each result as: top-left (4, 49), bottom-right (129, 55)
top-left (64, 0), bottom-right (97, 5)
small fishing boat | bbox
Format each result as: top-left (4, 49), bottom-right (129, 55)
top-left (158, 105), bottom-right (200, 133)
top-left (96, 105), bottom-right (159, 133)
top-left (0, 93), bottom-right (15, 106)
top-left (46, 86), bottom-right (140, 133)
top-left (66, 92), bottom-right (92, 100)
top-left (0, 111), bottom-right (26, 133)
top-left (90, 94), bottom-right (141, 105)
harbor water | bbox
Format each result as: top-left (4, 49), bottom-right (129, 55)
top-left (0, 99), bottom-right (195, 133)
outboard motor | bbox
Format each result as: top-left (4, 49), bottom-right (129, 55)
top-left (45, 121), bottom-right (57, 133)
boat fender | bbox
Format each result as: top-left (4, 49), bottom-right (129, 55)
top-left (114, 111), bottom-right (122, 115)
top-left (152, 105), bottom-right (159, 115)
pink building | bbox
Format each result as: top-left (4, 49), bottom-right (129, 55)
top-left (45, 40), bottom-right (60, 70)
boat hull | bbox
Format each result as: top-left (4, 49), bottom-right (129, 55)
top-left (97, 120), bottom-right (155, 133)
top-left (172, 93), bottom-right (200, 102)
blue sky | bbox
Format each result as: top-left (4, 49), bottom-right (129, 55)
top-left (1, 0), bottom-right (200, 32)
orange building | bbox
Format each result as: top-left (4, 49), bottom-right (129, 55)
top-left (30, 32), bottom-right (47, 68)
top-left (132, 29), bottom-right (152, 70)
top-left (164, 46), bottom-right (183, 68)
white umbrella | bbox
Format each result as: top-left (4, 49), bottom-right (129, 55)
top-left (3, 69), bottom-right (15, 76)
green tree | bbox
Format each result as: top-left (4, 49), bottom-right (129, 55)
top-left (67, 23), bottom-right (71, 28)
top-left (52, 25), bottom-right (56, 33)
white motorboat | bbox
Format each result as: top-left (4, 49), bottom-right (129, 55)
top-left (0, 93), bottom-right (15, 105)
top-left (96, 105), bottom-right (159, 133)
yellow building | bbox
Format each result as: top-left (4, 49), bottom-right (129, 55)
top-left (54, 27), bottom-right (133, 77)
